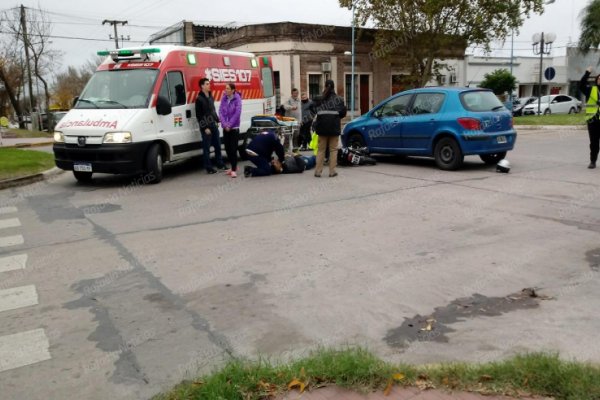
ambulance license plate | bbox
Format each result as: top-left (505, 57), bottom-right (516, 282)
top-left (497, 136), bottom-right (507, 144)
top-left (74, 163), bottom-right (92, 172)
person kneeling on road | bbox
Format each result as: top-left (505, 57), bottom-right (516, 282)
top-left (244, 130), bottom-right (285, 177)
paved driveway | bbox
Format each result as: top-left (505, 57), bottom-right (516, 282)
top-left (0, 128), bottom-right (599, 399)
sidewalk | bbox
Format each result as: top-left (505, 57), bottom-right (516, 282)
top-left (0, 136), bottom-right (54, 148)
top-left (278, 386), bottom-right (550, 400)
top-left (514, 124), bottom-right (586, 130)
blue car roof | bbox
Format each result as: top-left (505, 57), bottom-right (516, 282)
top-left (401, 87), bottom-right (492, 94)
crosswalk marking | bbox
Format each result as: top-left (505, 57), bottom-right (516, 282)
top-left (0, 285), bottom-right (38, 313)
top-left (0, 329), bottom-right (51, 372)
top-left (0, 207), bottom-right (18, 215)
top-left (0, 254), bottom-right (27, 273)
top-left (0, 218), bottom-right (21, 230)
top-left (0, 235), bottom-right (24, 247)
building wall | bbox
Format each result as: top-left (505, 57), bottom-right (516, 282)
top-left (196, 22), bottom-right (465, 114)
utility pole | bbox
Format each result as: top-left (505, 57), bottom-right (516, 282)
top-left (102, 19), bottom-right (128, 49)
top-left (118, 34), bottom-right (131, 48)
top-left (20, 4), bottom-right (35, 114)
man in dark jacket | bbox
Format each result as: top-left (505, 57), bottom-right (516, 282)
top-left (195, 78), bottom-right (225, 174)
top-left (299, 92), bottom-right (314, 150)
top-left (312, 79), bottom-right (347, 177)
top-left (244, 130), bottom-right (285, 177)
top-left (580, 66), bottom-right (600, 169)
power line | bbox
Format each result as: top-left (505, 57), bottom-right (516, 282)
top-left (0, 30), bottom-right (145, 43)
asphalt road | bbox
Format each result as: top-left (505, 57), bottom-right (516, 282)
top-left (1, 128), bottom-right (599, 399)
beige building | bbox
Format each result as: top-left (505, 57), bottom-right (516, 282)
top-left (149, 21), bottom-right (466, 115)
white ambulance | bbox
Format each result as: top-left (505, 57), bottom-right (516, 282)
top-left (53, 45), bottom-right (276, 183)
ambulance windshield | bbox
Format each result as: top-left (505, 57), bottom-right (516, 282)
top-left (75, 69), bottom-right (158, 109)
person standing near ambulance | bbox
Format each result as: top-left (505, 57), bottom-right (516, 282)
top-left (195, 78), bottom-right (226, 174)
top-left (312, 79), bottom-right (347, 177)
top-left (580, 66), bottom-right (600, 169)
top-left (284, 88), bottom-right (302, 148)
top-left (219, 83), bottom-right (242, 178)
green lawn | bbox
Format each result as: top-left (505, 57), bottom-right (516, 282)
top-left (154, 348), bottom-right (600, 400)
top-left (2, 128), bottom-right (52, 138)
top-left (513, 113), bottom-right (587, 126)
top-left (0, 148), bottom-right (55, 180)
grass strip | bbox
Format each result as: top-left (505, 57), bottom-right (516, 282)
top-left (514, 113), bottom-right (587, 126)
top-left (0, 148), bottom-right (55, 180)
top-left (155, 348), bottom-right (600, 400)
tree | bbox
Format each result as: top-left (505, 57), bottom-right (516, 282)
top-left (578, 0), bottom-right (600, 54)
top-left (340, 0), bottom-right (545, 87)
top-left (0, 29), bottom-right (26, 127)
top-left (479, 69), bottom-right (517, 96)
top-left (0, 6), bottom-right (60, 127)
top-left (52, 59), bottom-right (99, 110)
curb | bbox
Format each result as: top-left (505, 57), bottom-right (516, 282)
top-left (0, 167), bottom-right (64, 191)
top-left (514, 125), bottom-right (586, 130)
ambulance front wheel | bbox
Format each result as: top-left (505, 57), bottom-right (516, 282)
top-left (145, 143), bottom-right (163, 184)
top-left (73, 171), bottom-right (92, 183)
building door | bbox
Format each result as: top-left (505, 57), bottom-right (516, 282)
top-left (360, 75), bottom-right (369, 115)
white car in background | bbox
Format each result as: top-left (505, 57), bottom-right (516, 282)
top-left (523, 94), bottom-right (582, 115)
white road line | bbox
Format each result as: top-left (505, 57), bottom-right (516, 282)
top-left (0, 329), bottom-right (51, 373)
top-left (0, 235), bottom-right (24, 248)
top-left (0, 254), bottom-right (27, 273)
top-left (0, 285), bottom-right (39, 313)
top-left (0, 218), bottom-right (21, 230)
top-left (0, 207), bottom-right (18, 215)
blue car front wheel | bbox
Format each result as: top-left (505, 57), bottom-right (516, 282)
top-left (347, 132), bottom-right (366, 150)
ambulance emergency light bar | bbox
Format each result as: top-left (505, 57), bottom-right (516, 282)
top-left (97, 48), bottom-right (161, 62)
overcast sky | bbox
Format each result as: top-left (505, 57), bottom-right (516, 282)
top-left (1, 0), bottom-right (591, 74)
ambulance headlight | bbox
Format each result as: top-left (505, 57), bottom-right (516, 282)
top-left (54, 131), bottom-right (65, 143)
top-left (103, 132), bottom-right (132, 143)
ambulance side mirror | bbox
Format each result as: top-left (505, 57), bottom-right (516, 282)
top-left (156, 96), bottom-right (172, 116)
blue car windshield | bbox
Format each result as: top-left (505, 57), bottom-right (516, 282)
top-left (460, 91), bottom-right (505, 112)
top-left (75, 69), bottom-right (158, 109)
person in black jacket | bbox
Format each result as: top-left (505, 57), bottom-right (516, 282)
top-left (579, 66), bottom-right (600, 169)
top-left (195, 78), bottom-right (226, 174)
top-left (243, 130), bottom-right (285, 177)
top-left (312, 79), bottom-right (347, 177)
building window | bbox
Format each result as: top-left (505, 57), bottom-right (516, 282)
top-left (308, 74), bottom-right (322, 100)
top-left (273, 71), bottom-right (281, 105)
top-left (391, 74), bottom-right (413, 95)
top-left (345, 74), bottom-right (358, 111)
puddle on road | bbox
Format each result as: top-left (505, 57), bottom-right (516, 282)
top-left (384, 290), bottom-right (539, 349)
top-left (586, 248), bottom-right (600, 271)
top-left (28, 193), bottom-right (84, 223)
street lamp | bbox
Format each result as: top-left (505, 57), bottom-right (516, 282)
top-left (350, 2), bottom-right (355, 119)
top-left (509, 0), bottom-right (555, 105)
top-left (532, 31), bottom-right (556, 115)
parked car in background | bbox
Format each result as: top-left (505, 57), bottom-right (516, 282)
top-left (41, 111), bottom-right (68, 131)
top-left (341, 87), bottom-right (516, 170)
top-left (512, 96), bottom-right (537, 116)
top-left (522, 95), bottom-right (581, 115)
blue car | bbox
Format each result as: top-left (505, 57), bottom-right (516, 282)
top-left (341, 87), bottom-right (516, 170)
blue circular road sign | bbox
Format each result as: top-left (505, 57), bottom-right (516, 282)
top-left (544, 67), bottom-right (556, 81)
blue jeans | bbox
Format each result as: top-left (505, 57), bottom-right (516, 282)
top-left (201, 123), bottom-right (224, 170)
top-left (248, 155), bottom-right (272, 177)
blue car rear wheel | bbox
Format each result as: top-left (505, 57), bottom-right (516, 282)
top-left (434, 137), bottom-right (463, 170)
